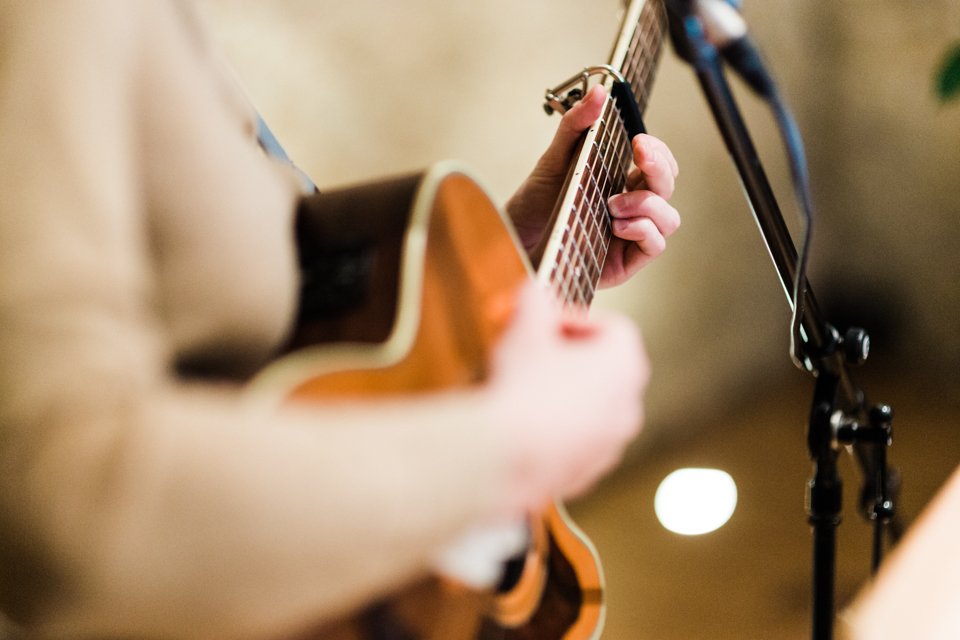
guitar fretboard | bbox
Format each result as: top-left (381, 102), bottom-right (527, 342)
top-left (536, 0), bottom-right (667, 309)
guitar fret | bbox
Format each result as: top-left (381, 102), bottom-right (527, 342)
top-left (564, 206), bottom-right (594, 305)
top-left (578, 178), bottom-right (607, 303)
top-left (620, 1), bottom-right (664, 112)
top-left (572, 185), bottom-right (599, 301)
top-left (539, 0), bottom-right (667, 310)
top-left (572, 221), bottom-right (588, 288)
top-left (555, 209), bottom-right (593, 305)
top-left (557, 249), bottom-right (573, 300)
top-left (558, 216), bottom-right (582, 307)
top-left (551, 100), bottom-right (629, 306)
top-left (558, 243), bottom-right (589, 308)
top-left (575, 206), bottom-right (601, 284)
top-left (625, 29), bottom-right (646, 92)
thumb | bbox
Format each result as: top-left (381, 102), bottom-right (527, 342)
top-left (536, 85), bottom-right (607, 176)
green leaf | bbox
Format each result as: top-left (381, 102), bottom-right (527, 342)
top-left (936, 43), bottom-right (960, 103)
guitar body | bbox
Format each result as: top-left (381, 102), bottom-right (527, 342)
top-left (250, 164), bottom-right (604, 639)
top-left (251, 1), bottom-right (669, 634)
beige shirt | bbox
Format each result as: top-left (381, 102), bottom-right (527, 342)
top-left (0, 1), bottom-right (512, 637)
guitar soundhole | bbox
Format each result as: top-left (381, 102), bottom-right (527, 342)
top-left (481, 534), bottom-right (582, 639)
top-left (495, 554), bottom-right (528, 594)
top-left (297, 245), bottom-right (376, 321)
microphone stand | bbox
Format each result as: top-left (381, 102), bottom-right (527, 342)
top-left (662, 4), bottom-right (900, 639)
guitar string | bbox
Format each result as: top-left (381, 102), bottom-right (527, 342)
top-left (555, 99), bottom-right (625, 308)
top-left (623, 1), bottom-right (665, 108)
top-left (556, 63), bottom-right (641, 307)
top-left (556, 138), bottom-right (603, 305)
top-left (548, 0), bottom-right (666, 308)
top-left (551, 17), bottom-right (649, 308)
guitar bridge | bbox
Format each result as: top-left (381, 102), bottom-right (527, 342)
top-left (543, 64), bottom-right (646, 139)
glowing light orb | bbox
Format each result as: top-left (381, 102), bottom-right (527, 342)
top-left (654, 468), bottom-right (738, 535)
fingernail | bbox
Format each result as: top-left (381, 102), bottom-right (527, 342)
top-left (644, 147), bottom-right (659, 169)
top-left (608, 194), bottom-right (624, 216)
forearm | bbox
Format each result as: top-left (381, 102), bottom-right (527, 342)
top-left (4, 383), bottom-right (509, 640)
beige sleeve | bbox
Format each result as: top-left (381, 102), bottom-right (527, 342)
top-left (839, 465), bottom-right (960, 640)
top-left (0, 2), bottom-right (512, 638)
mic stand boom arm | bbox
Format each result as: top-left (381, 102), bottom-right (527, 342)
top-left (663, 4), bottom-right (899, 639)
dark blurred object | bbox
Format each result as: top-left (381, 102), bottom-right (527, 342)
top-left (935, 42), bottom-right (960, 102)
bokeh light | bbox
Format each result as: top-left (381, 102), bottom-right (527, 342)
top-left (655, 468), bottom-right (738, 535)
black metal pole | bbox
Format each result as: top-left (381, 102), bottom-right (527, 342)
top-left (808, 374), bottom-right (843, 640)
top-left (661, 4), bottom-right (899, 639)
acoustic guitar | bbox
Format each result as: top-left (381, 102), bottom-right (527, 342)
top-left (250, 1), bottom-right (667, 637)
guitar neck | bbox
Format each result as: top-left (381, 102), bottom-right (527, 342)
top-left (535, 0), bottom-right (667, 309)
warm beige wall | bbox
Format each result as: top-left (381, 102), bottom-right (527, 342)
top-left (745, 1), bottom-right (960, 372)
top-left (199, 1), bottom-right (960, 443)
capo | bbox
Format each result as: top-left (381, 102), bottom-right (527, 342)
top-left (543, 65), bottom-right (647, 138)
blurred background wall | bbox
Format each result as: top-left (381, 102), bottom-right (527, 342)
top-left (199, 0), bottom-right (960, 436)
top-left (198, 1), bottom-right (959, 638)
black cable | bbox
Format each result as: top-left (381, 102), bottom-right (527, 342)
top-left (767, 90), bottom-right (816, 371)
